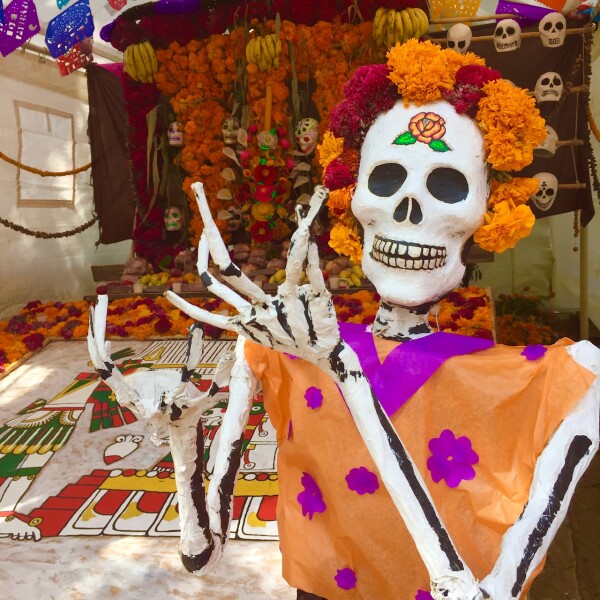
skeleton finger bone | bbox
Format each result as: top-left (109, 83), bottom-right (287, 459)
top-left (192, 182), bottom-right (269, 305)
top-left (164, 291), bottom-right (236, 331)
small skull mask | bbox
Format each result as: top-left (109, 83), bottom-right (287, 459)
top-left (494, 19), bottom-right (521, 52)
top-left (531, 172), bottom-right (558, 211)
top-left (534, 126), bottom-right (559, 158)
top-left (164, 207), bottom-right (183, 231)
top-left (447, 23), bottom-right (472, 55)
top-left (222, 116), bottom-right (240, 146)
top-left (352, 100), bottom-right (489, 309)
top-left (168, 121), bottom-right (184, 147)
top-left (539, 13), bottom-right (566, 47)
top-left (295, 118), bottom-right (319, 154)
top-left (535, 72), bottom-right (563, 103)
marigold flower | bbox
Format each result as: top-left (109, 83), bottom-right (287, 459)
top-left (474, 201), bottom-right (535, 253)
top-left (251, 202), bottom-right (275, 222)
top-left (488, 177), bottom-right (539, 209)
top-left (317, 131), bottom-right (344, 170)
top-left (329, 222), bottom-right (363, 263)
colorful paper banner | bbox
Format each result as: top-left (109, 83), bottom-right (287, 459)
top-left (0, 0), bottom-right (40, 57)
top-left (496, 0), bottom-right (555, 24)
top-left (45, 0), bottom-right (94, 58)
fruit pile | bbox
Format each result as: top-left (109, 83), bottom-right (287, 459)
top-left (245, 33), bottom-right (282, 72)
top-left (372, 6), bottom-right (429, 48)
top-left (123, 41), bottom-right (159, 84)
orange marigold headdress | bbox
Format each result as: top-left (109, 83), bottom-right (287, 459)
top-left (320, 39), bottom-right (546, 258)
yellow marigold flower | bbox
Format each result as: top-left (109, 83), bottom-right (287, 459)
top-left (327, 185), bottom-right (355, 219)
top-left (488, 177), bottom-right (539, 209)
top-left (477, 80), bottom-right (546, 171)
top-left (317, 130), bottom-right (344, 170)
top-left (386, 39), bottom-right (484, 106)
top-left (251, 202), bottom-right (275, 222)
top-left (473, 200), bottom-right (535, 253)
top-left (329, 222), bottom-right (363, 263)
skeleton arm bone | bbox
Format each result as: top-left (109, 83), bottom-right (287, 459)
top-left (480, 341), bottom-right (600, 599)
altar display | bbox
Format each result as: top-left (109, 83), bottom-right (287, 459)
top-left (89, 37), bottom-right (600, 600)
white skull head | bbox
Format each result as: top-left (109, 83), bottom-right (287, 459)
top-left (447, 23), bottom-right (472, 55)
top-left (534, 126), bottom-right (559, 158)
top-left (167, 121), bottom-right (183, 147)
top-left (295, 118), bottom-right (319, 154)
top-left (535, 72), bottom-right (563, 102)
top-left (494, 19), bottom-right (521, 52)
top-left (531, 172), bottom-right (558, 211)
top-left (222, 116), bottom-right (240, 145)
top-left (539, 13), bottom-right (566, 47)
top-left (164, 207), bottom-right (183, 231)
top-left (351, 100), bottom-right (489, 309)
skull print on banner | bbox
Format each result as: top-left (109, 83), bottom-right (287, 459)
top-left (535, 72), bottom-right (564, 102)
top-left (531, 172), bottom-right (559, 211)
top-left (493, 19), bottom-right (521, 52)
top-left (352, 102), bottom-right (488, 308)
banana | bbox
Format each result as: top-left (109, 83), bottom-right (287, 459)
top-left (394, 10), bottom-right (404, 45)
top-left (125, 46), bottom-right (138, 81)
top-left (264, 33), bottom-right (276, 60)
top-left (407, 8), bottom-right (421, 39)
top-left (245, 38), bottom-right (256, 63)
top-left (259, 36), bottom-right (271, 71)
top-left (400, 9), bottom-right (414, 40)
top-left (386, 8), bottom-right (396, 48)
top-left (372, 7), bottom-right (388, 45)
top-left (137, 43), bottom-right (154, 83)
top-left (143, 41), bottom-right (158, 75)
top-left (133, 44), bottom-right (148, 83)
top-left (351, 274), bottom-right (362, 287)
top-left (414, 8), bottom-right (429, 38)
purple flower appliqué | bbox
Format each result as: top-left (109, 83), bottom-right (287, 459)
top-left (345, 467), bottom-right (379, 495)
top-left (521, 344), bottom-right (547, 361)
top-left (285, 352), bottom-right (298, 360)
top-left (304, 386), bottom-right (323, 410)
top-left (334, 567), bottom-right (357, 590)
top-left (297, 472), bottom-right (326, 519)
top-left (415, 590), bottom-right (434, 600)
top-left (427, 429), bottom-right (479, 488)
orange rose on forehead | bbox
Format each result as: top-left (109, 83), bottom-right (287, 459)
top-left (409, 112), bottom-right (446, 144)
top-left (394, 112), bottom-right (451, 152)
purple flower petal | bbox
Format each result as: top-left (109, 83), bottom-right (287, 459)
top-left (521, 344), bottom-right (547, 361)
top-left (284, 352), bottom-right (298, 360)
top-left (415, 591), bottom-right (434, 600)
top-left (345, 466), bottom-right (379, 495)
top-left (427, 429), bottom-right (479, 488)
top-left (304, 386), bottom-right (323, 410)
top-left (334, 567), bottom-right (357, 590)
top-left (297, 472), bottom-right (326, 519)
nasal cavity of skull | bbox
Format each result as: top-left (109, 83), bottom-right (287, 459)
top-left (368, 162), bottom-right (408, 197)
top-left (394, 197), bottom-right (423, 224)
top-left (427, 168), bottom-right (469, 204)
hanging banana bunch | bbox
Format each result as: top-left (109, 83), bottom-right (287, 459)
top-left (123, 41), bottom-right (159, 84)
top-left (372, 6), bottom-right (429, 49)
top-left (245, 33), bottom-right (282, 72)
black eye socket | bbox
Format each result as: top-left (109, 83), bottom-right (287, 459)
top-left (506, 26), bottom-right (516, 35)
top-left (553, 76), bottom-right (562, 86)
top-left (541, 77), bottom-right (550, 86)
top-left (543, 22), bottom-right (553, 31)
top-left (368, 163), bottom-right (408, 197)
top-left (426, 168), bottom-right (469, 204)
top-left (495, 27), bottom-right (504, 36)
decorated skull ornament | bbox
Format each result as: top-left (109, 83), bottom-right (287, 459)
top-left (535, 72), bottom-right (563, 103)
top-left (164, 207), bottom-right (183, 231)
top-left (447, 23), bottom-right (472, 55)
top-left (167, 121), bottom-right (184, 147)
top-left (531, 172), bottom-right (558, 211)
top-left (539, 12), bottom-right (566, 47)
top-left (494, 19), bottom-right (521, 52)
top-left (351, 101), bottom-right (489, 308)
top-left (295, 118), bottom-right (319, 154)
top-left (534, 125), bottom-right (559, 158)
top-left (222, 116), bottom-right (240, 146)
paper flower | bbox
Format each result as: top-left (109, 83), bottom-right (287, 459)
top-left (334, 567), bottom-right (357, 590)
top-left (297, 472), bottom-right (326, 519)
top-left (345, 467), bottom-right (379, 495)
top-left (521, 344), bottom-right (547, 361)
top-left (304, 386), bottom-right (323, 410)
top-left (427, 429), bottom-right (479, 488)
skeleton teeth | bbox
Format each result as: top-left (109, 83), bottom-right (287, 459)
top-left (422, 247), bottom-right (429, 257)
top-left (384, 241), bottom-right (391, 253)
top-left (408, 245), bottom-right (420, 258)
top-left (397, 257), bottom-right (406, 269)
top-left (370, 235), bottom-right (447, 271)
top-left (414, 260), bottom-right (423, 269)
top-left (398, 243), bottom-right (407, 256)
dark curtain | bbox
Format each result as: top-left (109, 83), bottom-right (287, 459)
top-left (434, 22), bottom-right (594, 225)
top-left (87, 62), bottom-right (135, 244)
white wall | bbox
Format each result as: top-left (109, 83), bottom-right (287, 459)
top-left (0, 50), bottom-right (130, 318)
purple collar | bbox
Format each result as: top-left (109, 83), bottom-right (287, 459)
top-left (339, 322), bottom-right (494, 417)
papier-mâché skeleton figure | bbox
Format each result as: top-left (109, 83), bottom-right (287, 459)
top-left (90, 41), bottom-right (599, 600)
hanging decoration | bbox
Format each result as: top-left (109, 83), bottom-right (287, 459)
top-left (56, 35), bottom-right (94, 76)
top-left (45, 0), bottom-right (94, 58)
top-left (0, 0), bottom-right (40, 57)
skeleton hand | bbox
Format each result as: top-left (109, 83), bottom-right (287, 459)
top-left (165, 183), bottom-right (341, 370)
